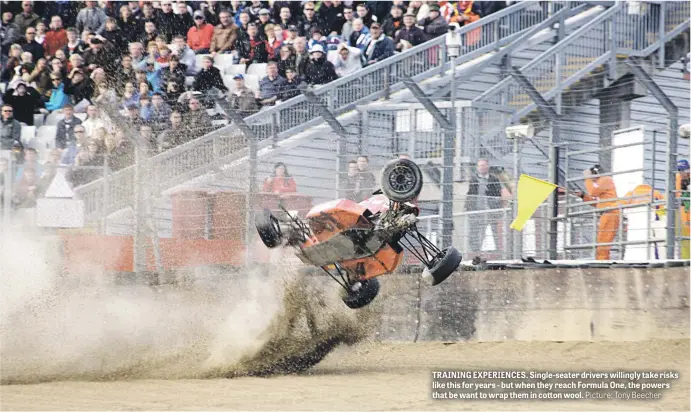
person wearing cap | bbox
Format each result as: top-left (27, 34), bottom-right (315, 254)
top-left (298, 2), bottom-right (323, 38)
top-left (256, 8), bottom-right (272, 39)
top-left (237, 23), bottom-right (269, 65)
top-left (395, 12), bottom-right (425, 51)
top-left (363, 22), bottom-right (395, 66)
top-left (187, 10), bottom-right (215, 54)
top-left (210, 10), bottom-right (240, 57)
top-left (419, 3), bottom-right (448, 40)
top-left (677, 159), bottom-right (690, 258)
top-left (229, 74), bottom-right (261, 116)
top-left (304, 44), bottom-right (338, 85)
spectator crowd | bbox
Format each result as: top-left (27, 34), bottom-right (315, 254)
top-left (1, 0), bottom-right (510, 210)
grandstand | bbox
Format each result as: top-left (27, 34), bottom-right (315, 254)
top-left (1, 1), bottom-right (689, 269)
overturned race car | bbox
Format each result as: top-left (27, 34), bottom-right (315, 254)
top-left (255, 158), bottom-right (462, 309)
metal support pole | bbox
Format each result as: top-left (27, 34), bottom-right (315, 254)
top-left (101, 154), bottom-right (109, 234)
top-left (626, 58), bottom-right (678, 259)
top-left (133, 144), bottom-right (146, 274)
top-left (512, 137), bottom-right (522, 258)
top-left (2, 152), bottom-right (12, 232)
top-left (657, 2), bottom-right (666, 69)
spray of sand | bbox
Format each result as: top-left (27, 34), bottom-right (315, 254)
top-left (0, 234), bottom-right (380, 384)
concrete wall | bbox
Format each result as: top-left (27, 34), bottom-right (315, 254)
top-left (370, 266), bottom-right (689, 342)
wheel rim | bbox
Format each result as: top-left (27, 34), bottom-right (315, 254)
top-left (270, 215), bottom-right (282, 237)
top-left (388, 165), bottom-right (416, 193)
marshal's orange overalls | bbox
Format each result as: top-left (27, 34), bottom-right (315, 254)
top-left (583, 175), bottom-right (620, 260)
top-left (677, 172), bottom-right (690, 259)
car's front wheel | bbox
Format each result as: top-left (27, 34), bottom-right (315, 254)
top-left (255, 208), bottom-right (283, 248)
top-left (341, 278), bottom-right (380, 309)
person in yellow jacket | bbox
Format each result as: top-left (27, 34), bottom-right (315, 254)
top-left (677, 159), bottom-right (690, 259)
top-left (576, 165), bottom-right (620, 260)
top-left (622, 184), bottom-right (666, 259)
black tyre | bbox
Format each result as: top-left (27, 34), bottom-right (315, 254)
top-left (380, 158), bottom-right (423, 203)
top-left (342, 278), bottom-right (380, 309)
top-left (255, 208), bottom-right (283, 248)
top-left (425, 246), bottom-right (462, 286)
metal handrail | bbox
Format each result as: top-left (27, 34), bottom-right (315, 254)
top-left (74, 1), bottom-right (580, 220)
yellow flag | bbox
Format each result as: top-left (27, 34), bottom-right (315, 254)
top-left (510, 174), bottom-right (557, 231)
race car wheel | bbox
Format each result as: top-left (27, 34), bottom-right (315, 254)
top-left (342, 278), bottom-right (380, 309)
top-left (380, 158), bottom-right (423, 203)
top-left (255, 208), bottom-right (283, 248)
top-left (424, 246), bottom-right (462, 286)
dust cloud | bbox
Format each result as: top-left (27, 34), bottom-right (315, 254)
top-left (0, 234), bottom-right (379, 384)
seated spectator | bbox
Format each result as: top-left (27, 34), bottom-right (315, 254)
top-left (419, 4), bottom-right (448, 40)
top-left (140, 21), bottom-right (159, 46)
top-left (340, 6), bottom-right (355, 44)
top-left (308, 27), bottom-right (328, 51)
top-left (363, 22), bottom-right (395, 66)
top-left (382, 5), bottom-right (404, 38)
top-left (275, 7), bottom-right (296, 32)
top-left (276, 45), bottom-right (296, 78)
top-left (348, 18), bottom-right (370, 52)
top-left (298, 2), bottom-right (322, 38)
top-left (138, 124), bottom-right (157, 154)
top-left (138, 81), bottom-right (153, 99)
top-left (172, 35), bottom-right (198, 75)
top-left (120, 81), bottom-right (140, 109)
top-left (265, 24), bottom-right (283, 59)
top-left (303, 44), bottom-right (338, 86)
top-left (93, 82), bottom-right (118, 106)
top-left (83, 37), bottom-right (115, 72)
top-left (283, 25), bottom-right (299, 46)
top-left (2, 82), bottom-right (44, 126)
top-left (67, 139), bottom-right (104, 187)
top-left (395, 12), bottom-right (426, 51)
top-left (55, 105), bottom-right (82, 149)
top-left (117, 5), bottom-right (140, 46)
top-left (193, 56), bottom-right (227, 93)
top-left (28, 57), bottom-right (52, 92)
top-left (356, 3), bottom-right (378, 27)
top-left (200, 1), bottom-right (221, 26)
top-left (158, 111), bottom-right (188, 150)
top-left (102, 17), bottom-right (127, 53)
top-left (45, 74), bottom-right (70, 112)
top-left (236, 11), bottom-right (251, 35)
top-left (105, 130), bottom-right (133, 170)
top-left (228, 74), bottom-right (260, 116)
top-left (35, 21), bottom-right (46, 44)
top-left (64, 68), bottom-right (94, 112)
top-left (14, 147), bottom-right (42, 182)
top-left (174, 2), bottom-right (195, 38)
top-left (237, 23), bottom-right (269, 65)
top-left (210, 11), bottom-right (239, 57)
top-left (450, 1), bottom-right (482, 45)
top-left (187, 10), bottom-right (214, 54)
top-left (141, 93), bottom-right (172, 133)
top-left (89, 67), bottom-right (107, 88)
top-left (183, 97), bottom-right (212, 138)
top-left (81, 105), bottom-right (106, 138)
top-left (318, 0), bottom-right (346, 36)
top-left (333, 43), bottom-right (361, 77)
top-left (0, 104), bottom-right (22, 151)
top-left (258, 62), bottom-right (287, 107)
top-left (140, 58), bottom-right (163, 93)
top-left (62, 27), bottom-right (87, 57)
top-left (262, 162), bottom-right (297, 193)
top-left (22, 26), bottom-right (45, 62)
top-left (45, 16), bottom-right (68, 57)
top-left (293, 37), bottom-right (310, 77)
top-left (13, 166), bottom-right (43, 209)
top-left (1, 12), bottom-right (21, 57)
top-left (128, 42), bottom-right (146, 67)
top-left (281, 67), bottom-right (303, 100)
top-left (256, 8), bottom-right (272, 38)
top-left (76, 1), bottom-right (108, 34)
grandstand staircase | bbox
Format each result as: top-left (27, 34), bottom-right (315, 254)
top-left (70, 1), bottom-right (690, 237)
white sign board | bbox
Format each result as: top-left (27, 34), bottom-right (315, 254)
top-left (611, 126), bottom-right (645, 198)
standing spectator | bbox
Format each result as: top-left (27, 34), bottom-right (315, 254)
top-left (276, 45), bottom-right (296, 77)
top-left (419, 4), bottom-right (448, 40)
top-left (45, 74), bottom-right (70, 112)
top-left (2, 83), bottom-right (43, 126)
top-left (55, 105), bottom-right (83, 149)
top-left (0, 104), bottom-right (22, 151)
top-left (382, 5), bottom-right (404, 38)
top-left (293, 37), bottom-right (311, 77)
top-left (363, 22), bottom-right (395, 66)
top-left (14, 1), bottom-right (40, 35)
top-left (210, 11), bottom-right (239, 57)
top-left (21, 27), bottom-right (44, 62)
top-left (298, 2), bottom-right (323, 38)
top-left (228, 74), bottom-right (260, 116)
top-left (340, 6), bottom-right (356, 44)
top-left (354, 155), bottom-right (377, 201)
top-left (173, 35), bottom-right (198, 75)
top-left (333, 43), bottom-right (361, 77)
top-left (187, 10), bottom-right (215, 54)
top-left (395, 12), bottom-right (426, 51)
top-left (262, 162), bottom-right (297, 193)
top-left (318, 1), bottom-right (346, 36)
top-left (355, 3), bottom-right (377, 27)
top-left (157, 1), bottom-right (178, 42)
top-left (44, 16), bottom-right (68, 58)
top-left (2, 12), bottom-right (22, 57)
top-left (465, 158), bottom-right (504, 253)
top-left (258, 62), bottom-right (287, 107)
top-left (348, 19), bottom-right (370, 52)
top-left (237, 23), bottom-right (269, 65)
top-left (304, 45), bottom-right (338, 85)
top-left (76, 1), bottom-right (108, 35)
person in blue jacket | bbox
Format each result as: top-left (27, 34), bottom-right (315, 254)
top-left (45, 74), bottom-right (70, 112)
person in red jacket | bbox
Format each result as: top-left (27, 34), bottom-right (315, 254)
top-left (44, 16), bottom-right (68, 58)
top-left (262, 162), bottom-right (297, 193)
top-left (187, 10), bottom-right (215, 54)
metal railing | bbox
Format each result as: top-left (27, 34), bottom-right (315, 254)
top-left (469, 1), bottom-right (690, 158)
top-left (73, 1), bottom-right (585, 221)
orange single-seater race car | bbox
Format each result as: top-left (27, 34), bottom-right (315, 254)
top-left (255, 158), bottom-right (462, 309)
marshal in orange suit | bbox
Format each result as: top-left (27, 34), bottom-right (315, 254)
top-left (578, 165), bottom-right (620, 260)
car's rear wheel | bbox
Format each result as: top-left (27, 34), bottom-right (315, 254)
top-left (380, 158), bottom-right (423, 203)
top-left (255, 208), bottom-right (283, 248)
top-left (341, 278), bottom-right (380, 309)
top-left (423, 246), bottom-right (462, 286)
